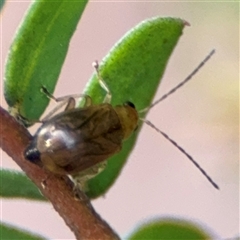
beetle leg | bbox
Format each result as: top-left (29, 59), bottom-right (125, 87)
top-left (40, 87), bottom-right (92, 121)
top-left (71, 161), bottom-right (107, 192)
top-left (64, 97), bottom-right (76, 110)
top-left (41, 86), bottom-right (91, 106)
top-left (93, 61), bottom-right (112, 104)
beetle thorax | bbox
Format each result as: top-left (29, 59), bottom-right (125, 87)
top-left (114, 104), bottom-right (138, 140)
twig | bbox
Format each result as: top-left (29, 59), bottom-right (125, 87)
top-left (0, 106), bottom-right (120, 240)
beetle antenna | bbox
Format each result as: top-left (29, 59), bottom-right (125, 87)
top-left (141, 118), bottom-right (219, 190)
top-left (139, 49), bottom-right (215, 113)
top-left (93, 61), bottom-right (112, 103)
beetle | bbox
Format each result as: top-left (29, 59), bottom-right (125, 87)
top-left (24, 61), bottom-right (139, 189)
top-left (24, 51), bottom-right (219, 191)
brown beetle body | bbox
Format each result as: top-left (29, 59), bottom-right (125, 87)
top-left (25, 103), bottom-right (138, 176)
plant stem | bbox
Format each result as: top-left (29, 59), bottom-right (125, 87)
top-left (0, 106), bottom-right (120, 240)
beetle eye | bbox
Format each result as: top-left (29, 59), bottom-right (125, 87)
top-left (124, 101), bottom-right (135, 109)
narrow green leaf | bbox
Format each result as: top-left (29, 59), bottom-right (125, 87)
top-left (4, 0), bottom-right (88, 124)
top-left (84, 17), bottom-right (186, 198)
top-left (128, 218), bottom-right (212, 240)
top-left (0, 222), bottom-right (46, 240)
top-left (0, 169), bottom-right (46, 201)
top-left (0, 0), bottom-right (6, 11)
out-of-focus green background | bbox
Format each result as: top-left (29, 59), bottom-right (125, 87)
top-left (1, 2), bottom-right (238, 239)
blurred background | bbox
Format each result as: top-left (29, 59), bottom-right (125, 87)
top-left (1, 1), bottom-right (238, 239)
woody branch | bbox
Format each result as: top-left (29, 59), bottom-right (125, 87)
top-left (0, 106), bottom-right (119, 240)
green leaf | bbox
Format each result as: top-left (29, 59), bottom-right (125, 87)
top-left (0, 222), bottom-right (46, 240)
top-left (0, 0), bottom-right (5, 11)
top-left (4, 0), bottom-right (88, 124)
top-left (84, 17), bottom-right (186, 198)
top-left (128, 218), bottom-right (212, 240)
top-left (0, 169), bottom-right (46, 201)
